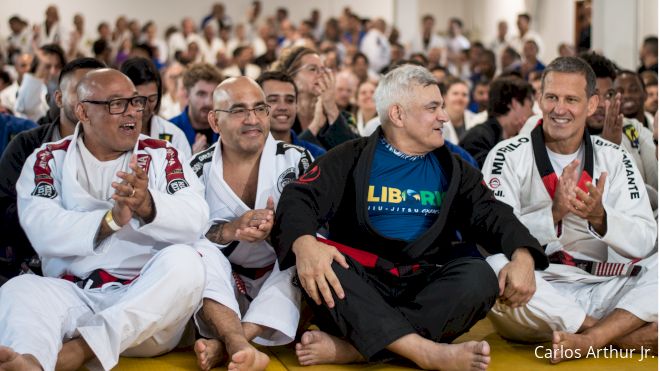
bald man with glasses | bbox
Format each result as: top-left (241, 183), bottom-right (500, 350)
top-left (190, 76), bottom-right (313, 371)
top-left (0, 68), bottom-right (209, 371)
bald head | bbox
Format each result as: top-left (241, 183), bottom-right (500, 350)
top-left (335, 71), bottom-right (359, 109)
top-left (213, 76), bottom-right (265, 109)
top-left (77, 68), bottom-right (136, 101)
top-left (209, 76), bottom-right (269, 156)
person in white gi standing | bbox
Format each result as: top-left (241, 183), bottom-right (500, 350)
top-left (482, 57), bottom-right (657, 363)
top-left (191, 76), bottom-right (312, 371)
top-left (0, 68), bottom-right (209, 371)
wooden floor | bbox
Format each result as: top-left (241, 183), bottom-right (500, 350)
top-left (111, 319), bottom-right (658, 370)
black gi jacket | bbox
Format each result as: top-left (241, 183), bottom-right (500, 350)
top-left (0, 120), bottom-right (58, 273)
top-left (272, 127), bottom-right (549, 272)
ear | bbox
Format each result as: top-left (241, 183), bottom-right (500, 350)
top-left (54, 90), bottom-right (63, 108)
top-left (508, 100), bottom-right (518, 112)
top-left (587, 94), bottom-right (599, 117)
top-left (75, 102), bottom-right (88, 124)
top-left (388, 104), bottom-right (405, 128)
top-left (207, 110), bottom-right (221, 134)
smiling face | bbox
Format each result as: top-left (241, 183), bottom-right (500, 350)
top-left (210, 77), bottom-right (269, 157)
top-left (357, 81), bottom-right (376, 111)
top-left (262, 79), bottom-right (296, 136)
top-left (445, 82), bottom-right (469, 115)
top-left (396, 83), bottom-right (449, 154)
top-left (540, 71), bottom-right (598, 153)
top-left (614, 72), bottom-right (645, 118)
top-left (76, 70), bottom-right (143, 160)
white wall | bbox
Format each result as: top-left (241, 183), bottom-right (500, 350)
top-left (2, 0), bottom-right (655, 70)
top-left (468, 0), bottom-right (527, 47)
top-left (639, 0), bottom-right (659, 43)
top-left (0, 0), bottom-right (392, 40)
top-left (575, 0), bottom-right (657, 70)
top-left (535, 0), bottom-right (575, 63)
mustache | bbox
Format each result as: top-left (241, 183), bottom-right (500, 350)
top-left (240, 126), bottom-right (264, 134)
top-left (549, 113), bottom-right (572, 120)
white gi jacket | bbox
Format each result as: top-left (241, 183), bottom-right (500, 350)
top-left (522, 115), bottom-right (658, 191)
top-left (482, 124), bottom-right (656, 269)
top-left (16, 124), bottom-right (209, 280)
top-left (190, 134), bottom-right (313, 345)
top-left (149, 115), bottom-right (192, 160)
top-left (482, 124), bottom-right (657, 340)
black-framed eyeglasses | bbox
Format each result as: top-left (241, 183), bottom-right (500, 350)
top-left (214, 105), bottom-right (271, 120)
top-left (81, 96), bottom-right (148, 115)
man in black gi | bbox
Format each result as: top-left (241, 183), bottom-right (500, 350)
top-left (272, 64), bottom-right (549, 371)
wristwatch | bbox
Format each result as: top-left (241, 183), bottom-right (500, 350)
top-left (104, 209), bottom-right (122, 231)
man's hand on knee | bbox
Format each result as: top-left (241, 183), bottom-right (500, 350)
top-left (498, 247), bottom-right (536, 308)
top-left (292, 235), bottom-right (349, 308)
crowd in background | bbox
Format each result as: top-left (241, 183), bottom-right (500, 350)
top-left (1, 3), bottom-right (658, 139)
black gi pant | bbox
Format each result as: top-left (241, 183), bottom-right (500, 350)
top-left (305, 255), bottom-right (499, 361)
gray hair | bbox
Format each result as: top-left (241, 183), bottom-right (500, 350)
top-left (541, 56), bottom-right (597, 97)
top-left (374, 64), bottom-right (438, 123)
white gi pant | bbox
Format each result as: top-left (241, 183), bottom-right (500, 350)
top-left (0, 245), bottom-right (205, 371)
top-left (486, 253), bottom-right (658, 342)
top-left (194, 241), bottom-right (300, 346)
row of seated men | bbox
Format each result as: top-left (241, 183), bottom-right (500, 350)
top-left (0, 53), bottom-right (656, 371)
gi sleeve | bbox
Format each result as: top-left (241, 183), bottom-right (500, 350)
top-left (458, 157), bottom-right (548, 269)
top-left (298, 112), bottom-right (359, 150)
top-left (272, 142), bottom-right (358, 269)
top-left (0, 130), bottom-right (40, 262)
top-left (14, 74), bottom-right (48, 121)
top-left (16, 142), bottom-right (108, 258)
top-left (594, 149), bottom-right (657, 259)
top-left (481, 143), bottom-right (558, 246)
top-left (136, 144), bottom-right (210, 245)
top-left (635, 125), bottom-right (658, 190)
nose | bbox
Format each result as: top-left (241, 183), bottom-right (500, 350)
top-left (244, 108), bottom-right (260, 124)
top-left (437, 107), bottom-right (449, 123)
top-left (553, 99), bottom-right (568, 115)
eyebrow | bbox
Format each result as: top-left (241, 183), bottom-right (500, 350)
top-left (96, 92), bottom-right (138, 100)
top-left (227, 101), bottom-right (266, 109)
top-left (266, 94), bottom-right (296, 99)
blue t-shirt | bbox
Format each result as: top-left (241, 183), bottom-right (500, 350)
top-left (368, 138), bottom-right (447, 242)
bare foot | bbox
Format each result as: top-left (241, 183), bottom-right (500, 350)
top-left (227, 345), bottom-right (269, 371)
top-left (578, 316), bottom-right (598, 332)
top-left (194, 338), bottom-right (226, 371)
top-left (295, 330), bottom-right (364, 366)
top-left (413, 340), bottom-right (490, 371)
top-left (613, 322), bottom-right (658, 354)
top-left (0, 346), bottom-right (42, 371)
top-left (550, 331), bottom-right (592, 364)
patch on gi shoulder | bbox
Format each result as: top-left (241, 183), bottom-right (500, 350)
top-left (296, 165), bottom-right (321, 183)
top-left (276, 142), bottom-right (305, 155)
top-left (31, 182), bottom-right (57, 198)
top-left (190, 145), bottom-right (215, 177)
top-left (167, 179), bottom-right (189, 194)
top-left (278, 167), bottom-right (297, 192)
top-left (488, 177), bottom-right (500, 189)
top-left (159, 133), bottom-right (173, 143)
